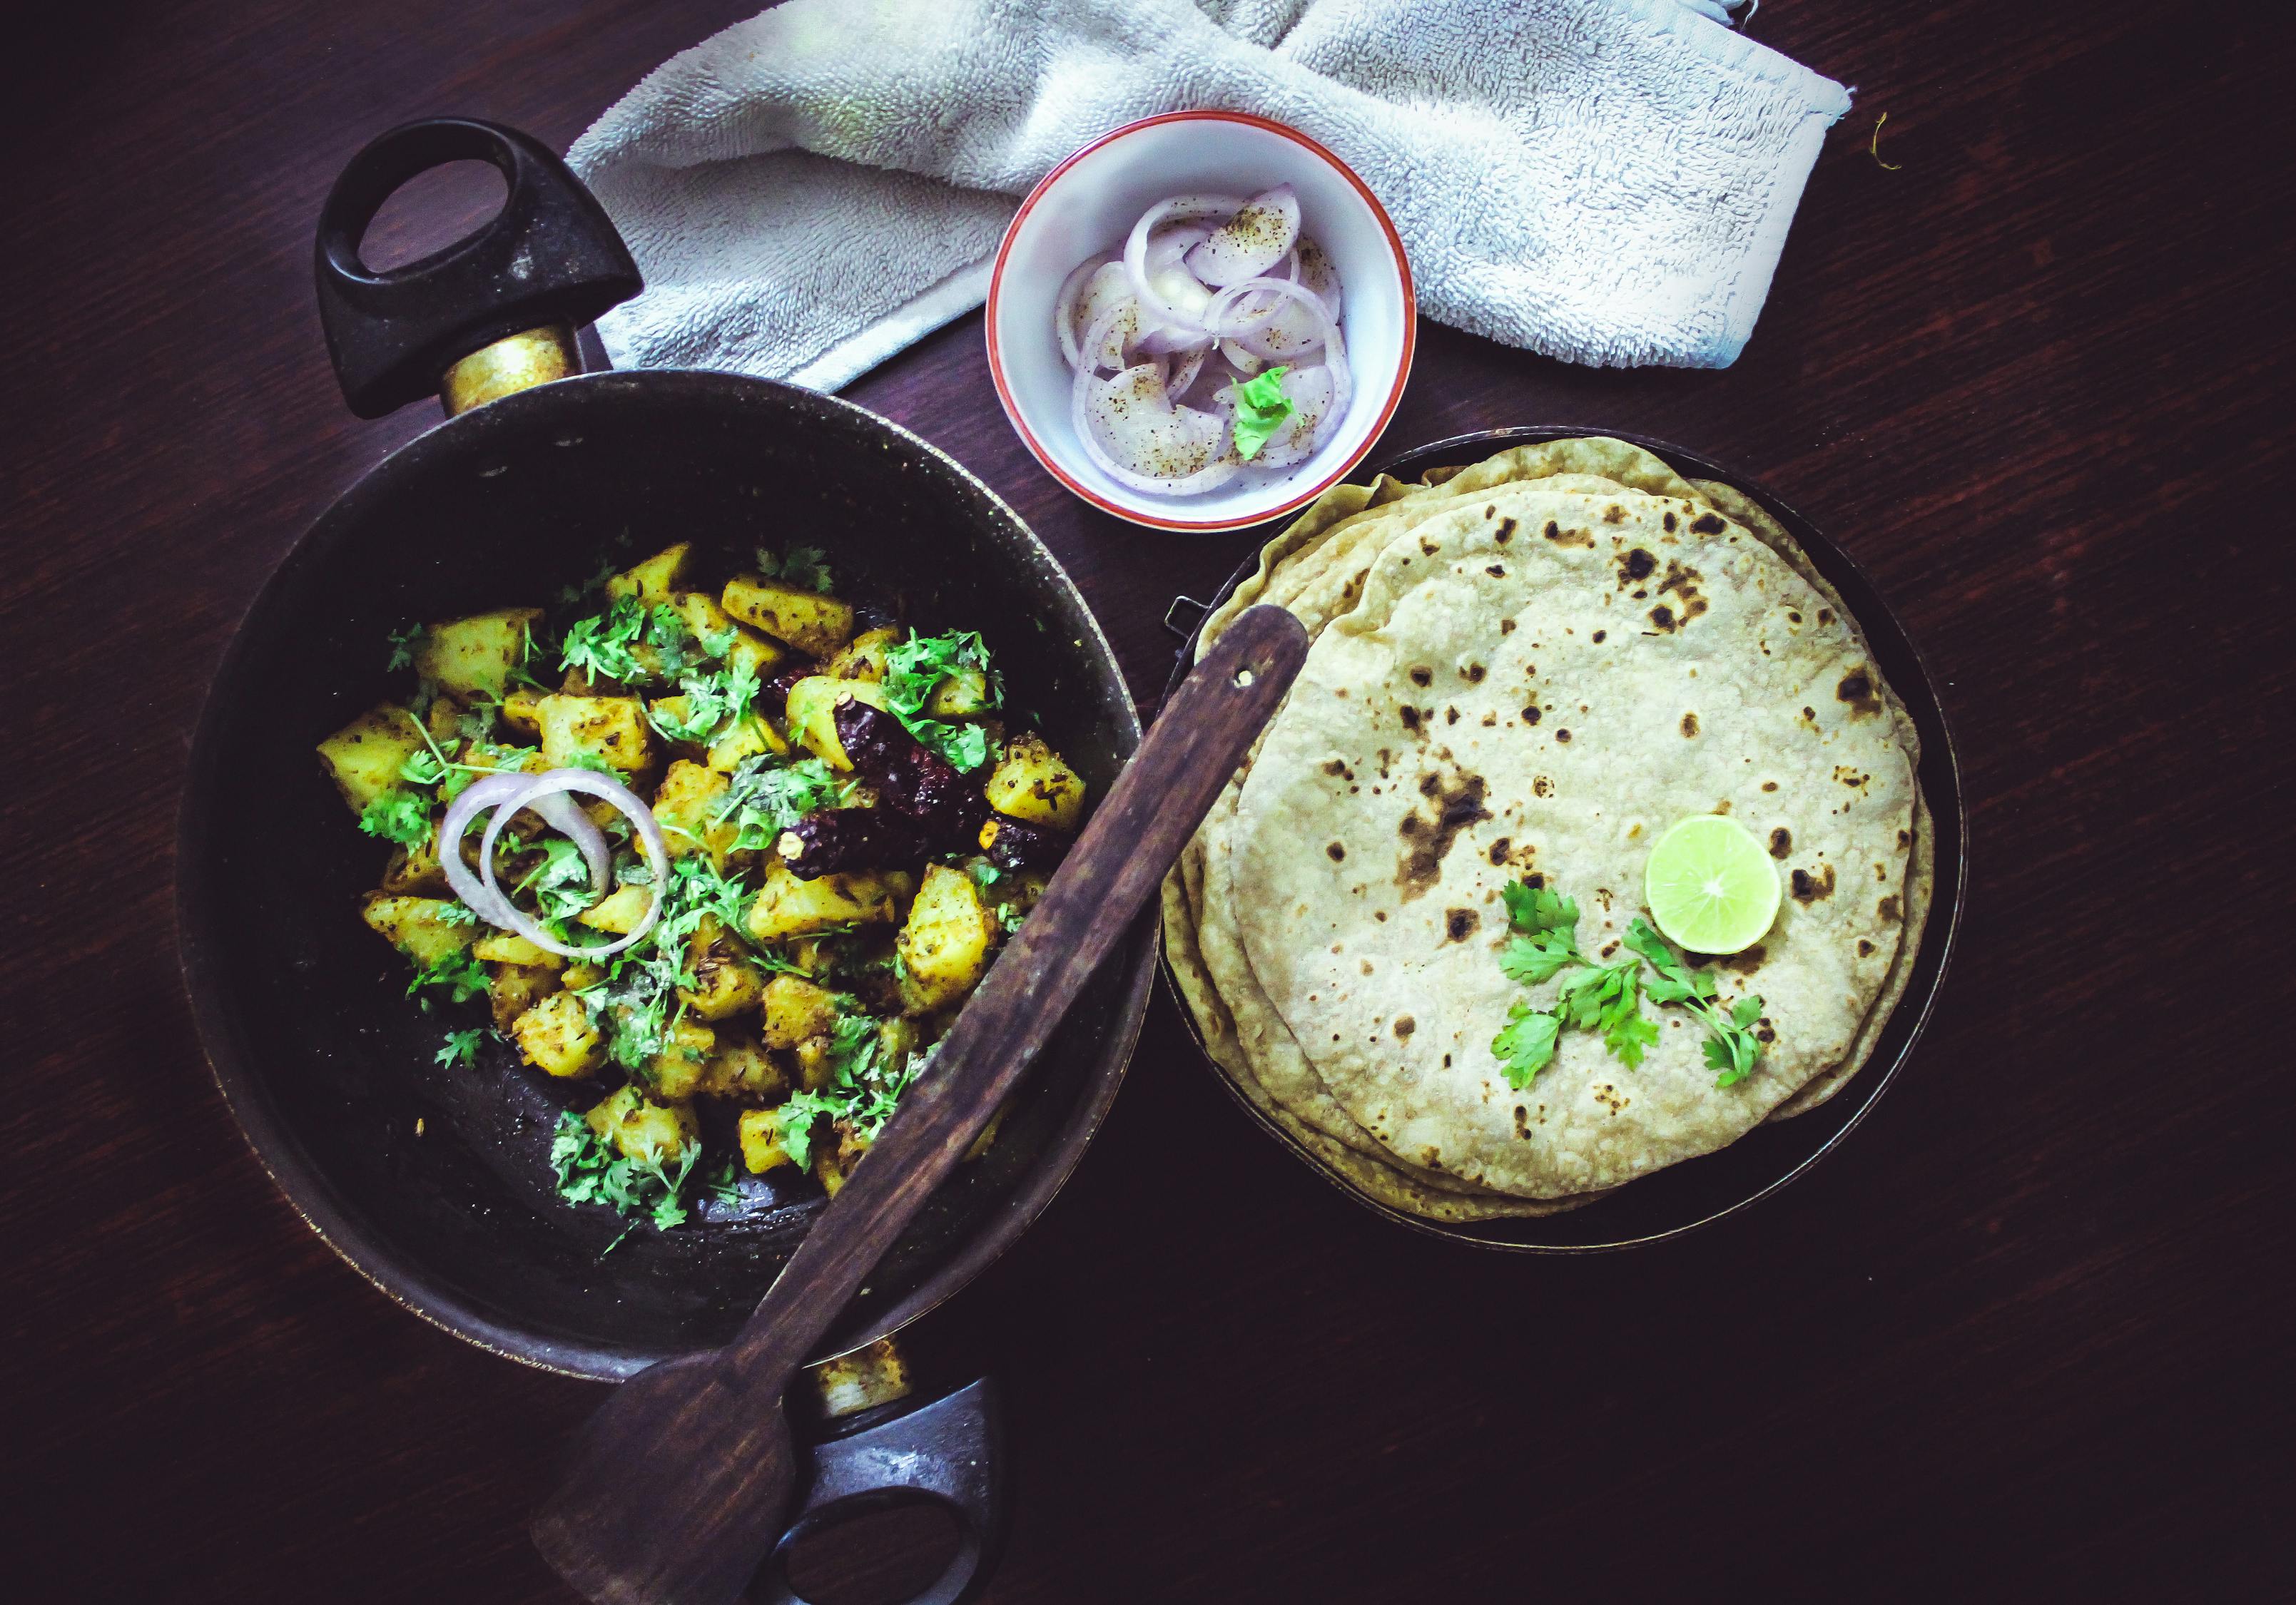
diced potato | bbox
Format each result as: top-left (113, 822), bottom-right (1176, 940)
top-left (472, 930), bottom-right (564, 970)
top-left (925, 668), bottom-right (992, 718)
top-left (721, 574), bottom-right (855, 658)
top-left (651, 760), bottom-right (742, 869)
top-left (380, 825), bottom-right (449, 897)
top-left (605, 542), bottom-right (691, 605)
top-left (487, 962), bottom-right (559, 1032)
top-left (679, 915), bottom-right (767, 1021)
top-left (878, 1014), bottom-right (930, 1066)
top-left (784, 676), bottom-right (891, 770)
top-left (793, 1037), bottom-right (835, 1090)
top-left (513, 990), bottom-right (604, 1078)
top-left (761, 974), bottom-right (840, 1049)
top-left (706, 712), bottom-right (791, 770)
top-left (562, 962), bottom-right (606, 992)
top-left (644, 1019), bottom-right (716, 1101)
top-left (738, 1106), bottom-right (794, 1174)
top-left (502, 685), bottom-right (546, 736)
top-left (575, 882), bottom-right (656, 935)
top-left (360, 894), bottom-right (479, 967)
top-left (413, 609), bottom-right (545, 700)
top-left (985, 734), bottom-right (1087, 831)
top-left (584, 1083), bottom-right (699, 1164)
top-left (816, 1123), bottom-right (871, 1197)
top-left (823, 627), bottom-right (902, 683)
top-left (318, 704), bottom-right (426, 812)
top-left (745, 862), bottom-right (911, 942)
top-left (704, 1038), bottom-right (788, 1104)
top-left (671, 591), bottom-right (788, 678)
top-left (897, 864), bottom-right (998, 1013)
top-left (538, 693), bottom-right (656, 775)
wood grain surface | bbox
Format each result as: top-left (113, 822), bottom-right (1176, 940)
top-left (2, 2), bottom-right (2287, 1601)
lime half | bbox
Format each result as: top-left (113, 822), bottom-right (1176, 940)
top-left (1644, 815), bottom-right (1782, 954)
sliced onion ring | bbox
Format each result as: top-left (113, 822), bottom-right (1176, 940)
top-left (1204, 275), bottom-right (1341, 365)
top-left (1184, 184), bottom-right (1301, 287)
top-left (1123, 195), bottom-right (1246, 331)
top-left (1052, 254), bottom-right (1111, 370)
top-left (1070, 348), bottom-right (1242, 497)
top-left (452, 768), bottom-right (673, 960)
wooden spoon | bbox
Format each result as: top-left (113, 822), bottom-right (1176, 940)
top-left (532, 603), bottom-right (1310, 1604)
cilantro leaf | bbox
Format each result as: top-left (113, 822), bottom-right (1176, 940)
top-left (1605, 1008), bottom-right (1661, 1069)
top-left (757, 544), bottom-right (833, 593)
top-left (882, 631), bottom-right (1001, 772)
top-left (1228, 365), bottom-right (1294, 462)
top-left (359, 788), bottom-right (433, 847)
top-left (1503, 882), bottom-right (1580, 934)
top-left (435, 1028), bottom-right (484, 1068)
top-left (386, 623), bottom-right (425, 673)
top-left (715, 754), bottom-right (850, 852)
top-left (406, 947), bottom-right (487, 1009)
top-left (559, 596), bottom-right (653, 684)
top-left (547, 1109), bottom-right (703, 1237)
top-left (1499, 928), bottom-right (1580, 984)
top-left (1493, 1002), bottom-right (1561, 1090)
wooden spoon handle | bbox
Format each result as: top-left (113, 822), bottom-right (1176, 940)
top-left (727, 603), bottom-right (1308, 1388)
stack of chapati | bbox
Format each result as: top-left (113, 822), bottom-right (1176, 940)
top-left (1162, 439), bottom-right (1934, 1220)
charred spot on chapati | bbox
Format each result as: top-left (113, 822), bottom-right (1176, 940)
top-left (1445, 908), bottom-right (1480, 942)
top-left (1770, 827), bottom-right (1792, 859)
top-left (1790, 864), bottom-right (1837, 903)
top-left (1837, 668), bottom-right (1883, 717)
top-left (1618, 548), bottom-right (1657, 583)
top-left (1395, 772), bottom-right (1490, 897)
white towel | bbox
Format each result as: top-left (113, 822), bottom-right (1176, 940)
top-left (567, 0), bottom-right (1849, 390)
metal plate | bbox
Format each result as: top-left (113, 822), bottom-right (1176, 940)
top-left (1159, 425), bottom-right (1965, 1250)
top-left (179, 371), bottom-right (1154, 1375)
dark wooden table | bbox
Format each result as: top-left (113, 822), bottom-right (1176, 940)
top-left (5, 2), bottom-right (2287, 1600)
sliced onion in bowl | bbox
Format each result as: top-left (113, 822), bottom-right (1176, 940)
top-left (1053, 255), bottom-right (1112, 370)
top-left (1206, 275), bottom-right (1338, 365)
top-left (1071, 360), bottom-right (1242, 497)
top-left (1294, 235), bottom-right (1343, 318)
top-left (1184, 184), bottom-right (1301, 287)
top-left (1123, 195), bottom-right (1246, 331)
top-left (1163, 344), bottom-right (1209, 401)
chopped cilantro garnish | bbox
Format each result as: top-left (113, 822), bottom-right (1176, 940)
top-left (776, 1020), bottom-right (931, 1171)
top-left (548, 1110), bottom-right (701, 1235)
top-left (559, 595), bottom-right (655, 685)
top-left (714, 754), bottom-right (849, 852)
top-left (882, 630), bottom-right (1001, 772)
top-left (359, 788), bottom-right (432, 847)
top-left (757, 544), bottom-right (833, 593)
top-left (435, 1028), bottom-right (484, 1068)
top-left (406, 947), bottom-right (487, 1010)
top-left (385, 623), bottom-right (425, 673)
top-left (1622, 917), bottom-right (1767, 1086)
top-left (1490, 881), bottom-right (1767, 1088)
top-left (1228, 365), bottom-right (1294, 462)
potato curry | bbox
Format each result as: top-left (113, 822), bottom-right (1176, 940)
top-left (316, 541), bottom-right (1087, 1235)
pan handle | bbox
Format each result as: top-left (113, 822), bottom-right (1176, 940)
top-left (313, 117), bottom-right (640, 419)
top-left (751, 1377), bottom-right (1007, 1605)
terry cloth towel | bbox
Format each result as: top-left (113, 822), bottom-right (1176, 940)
top-left (567, 0), bottom-right (1850, 389)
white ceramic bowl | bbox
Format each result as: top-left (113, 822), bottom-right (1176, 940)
top-left (987, 111), bottom-right (1416, 534)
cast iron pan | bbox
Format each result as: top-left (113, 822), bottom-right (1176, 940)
top-left (177, 120), bottom-right (1152, 1382)
top-left (1160, 426), bottom-right (1965, 1250)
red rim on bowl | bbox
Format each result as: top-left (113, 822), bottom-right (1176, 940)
top-left (986, 111), bottom-right (1417, 534)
